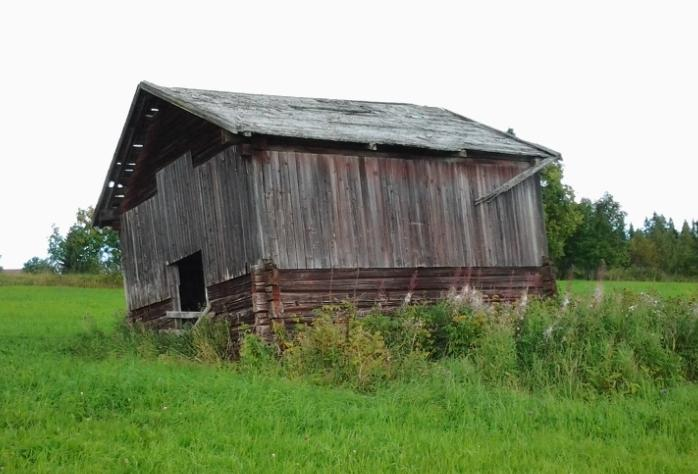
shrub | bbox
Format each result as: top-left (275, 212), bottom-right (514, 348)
top-left (471, 324), bottom-right (518, 387)
top-left (282, 306), bottom-right (393, 391)
top-left (238, 332), bottom-right (276, 369)
top-left (515, 292), bottom-right (688, 395)
top-left (446, 308), bottom-right (487, 358)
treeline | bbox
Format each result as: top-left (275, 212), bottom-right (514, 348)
top-left (542, 164), bottom-right (698, 280)
top-left (23, 208), bottom-right (120, 275)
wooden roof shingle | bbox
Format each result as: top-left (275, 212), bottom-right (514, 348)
top-left (140, 81), bottom-right (559, 158)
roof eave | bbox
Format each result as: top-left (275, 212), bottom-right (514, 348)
top-left (443, 108), bottom-right (561, 160)
top-left (93, 82), bottom-right (148, 228)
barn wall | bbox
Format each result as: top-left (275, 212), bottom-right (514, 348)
top-left (251, 150), bottom-right (548, 270)
top-left (120, 146), bottom-right (262, 311)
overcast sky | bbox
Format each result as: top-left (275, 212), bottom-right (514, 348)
top-left (0, 0), bottom-right (696, 268)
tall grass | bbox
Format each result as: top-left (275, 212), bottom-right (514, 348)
top-left (76, 290), bottom-right (698, 397)
top-left (0, 271), bottom-right (122, 288)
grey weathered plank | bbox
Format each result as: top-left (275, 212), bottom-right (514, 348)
top-left (138, 81), bottom-right (558, 158)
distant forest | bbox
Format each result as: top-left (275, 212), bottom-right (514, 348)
top-left (542, 164), bottom-right (698, 280)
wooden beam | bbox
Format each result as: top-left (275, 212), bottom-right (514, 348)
top-left (474, 157), bottom-right (558, 206)
top-left (164, 311), bottom-right (203, 320)
top-left (97, 208), bottom-right (120, 224)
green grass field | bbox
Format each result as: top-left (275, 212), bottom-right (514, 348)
top-left (562, 280), bottom-right (698, 298)
top-left (1, 283), bottom-right (698, 472)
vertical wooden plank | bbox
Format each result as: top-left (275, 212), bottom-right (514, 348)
top-left (338, 155), bottom-right (359, 268)
top-left (309, 153), bottom-right (331, 268)
top-left (261, 150), bottom-right (280, 265)
top-left (323, 155), bottom-right (340, 268)
top-left (271, 151), bottom-right (293, 267)
top-left (381, 157), bottom-right (400, 267)
top-left (363, 156), bottom-right (389, 267)
top-left (249, 152), bottom-right (268, 262)
top-left (351, 156), bottom-right (369, 268)
top-left (285, 152), bottom-right (309, 268)
top-left (396, 158), bottom-right (412, 267)
top-left (279, 151), bottom-right (304, 268)
top-left (423, 159), bottom-right (443, 265)
top-left (295, 153), bottom-right (319, 268)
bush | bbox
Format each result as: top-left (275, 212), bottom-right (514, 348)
top-left (515, 293), bottom-right (690, 395)
top-left (238, 332), bottom-right (276, 369)
top-left (282, 306), bottom-right (394, 391)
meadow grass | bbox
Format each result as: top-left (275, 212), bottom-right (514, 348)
top-left (0, 271), bottom-right (122, 289)
top-left (561, 279), bottom-right (698, 298)
top-left (1, 284), bottom-right (698, 472)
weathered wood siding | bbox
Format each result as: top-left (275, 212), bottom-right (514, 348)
top-left (252, 151), bottom-right (548, 270)
top-left (120, 146), bottom-right (262, 310)
top-left (121, 143), bottom-right (550, 316)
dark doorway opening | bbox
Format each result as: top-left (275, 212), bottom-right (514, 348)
top-left (175, 251), bottom-right (206, 311)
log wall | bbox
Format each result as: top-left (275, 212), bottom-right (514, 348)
top-left (249, 263), bottom-right (556, 338)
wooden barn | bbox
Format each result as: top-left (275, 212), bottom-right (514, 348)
top-left (94, 81), bottom-right (558, 335)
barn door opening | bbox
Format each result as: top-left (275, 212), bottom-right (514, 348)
top-left (175, 251), bottom-right (206, 311)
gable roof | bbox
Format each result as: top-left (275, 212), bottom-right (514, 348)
top-left (140, 81), bottom-right (559, 158)
top-left (95, 82), bottom-right (560, 227)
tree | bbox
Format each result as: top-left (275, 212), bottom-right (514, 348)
top-left (676, 221), bottom-right (698, 276)
top-left (629, 230), bottom-right (660, 270)
top-left (540, 163), bottom-right (582, 272)
top-left (563, 194), bottom-right (628, 277)
top-left (0, 254), bottom-right (3, 272)
top-left (22, 257), bottom-right (54, 274)
top-left (47, 208), bottom-right (121, 274)
top-left (642, 214), bottom-right (680, 274)
top-left (592, 193), bottom-right (629, 268)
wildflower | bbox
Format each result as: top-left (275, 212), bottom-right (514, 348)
top-left (593, 285), bottom-right (604, 306)
top-left (518, 290), bottom-right (528, 311)
top-left (561, 294), bottom-right (570, 311)
top-left (543, 325), bottom-right (554, 340)
top-left (162, 406), bottom-right (168, 410)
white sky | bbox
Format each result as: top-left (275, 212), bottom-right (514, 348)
top-left (1, 0), bottom-right (696, 268)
